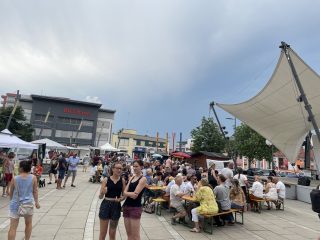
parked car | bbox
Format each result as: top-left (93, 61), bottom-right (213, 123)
top-left (246, 168), bottom-right (263, 176)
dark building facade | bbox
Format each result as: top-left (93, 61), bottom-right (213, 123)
top-left (1, 93), bottom-right (115, 147)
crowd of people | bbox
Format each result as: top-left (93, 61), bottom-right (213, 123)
top-left (0, 150), bottom-right (289, 240)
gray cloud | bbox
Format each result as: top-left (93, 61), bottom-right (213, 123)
top-left (1, 0), bottom-right (320, 137)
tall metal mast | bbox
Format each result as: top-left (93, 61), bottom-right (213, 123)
top-left (209, 101), bottom-right (227, 140)
top-left (280, 42), bottom-right (320, 145)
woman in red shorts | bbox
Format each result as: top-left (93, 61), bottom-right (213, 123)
top-left (123, 160), bottom-right (147, 240)
top-left (3, 152), bottom-right (15, 197)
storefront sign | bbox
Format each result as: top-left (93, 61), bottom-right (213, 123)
top-left (64, 107), bottom-right (91, 116)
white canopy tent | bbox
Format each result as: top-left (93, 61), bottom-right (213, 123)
top-left (32, 138), bottom-right (68, 150)
top-left (0, 129), bottom-right (38, 149)
top-left (217, 46), bottom-right (320, 167)
top-left (100, 142), bottom-right (119, 152)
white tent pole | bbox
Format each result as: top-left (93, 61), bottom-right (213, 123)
top-left (280, 41), bottom-right (320, 145)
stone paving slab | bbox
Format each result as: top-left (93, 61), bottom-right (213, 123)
top-left (0, 168), bottom-right (319, 240)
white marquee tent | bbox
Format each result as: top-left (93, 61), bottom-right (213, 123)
top-left (100, 142), bottom-right (119, 152)
top-left (32, 138), bottom-right (67, 150)
top-left (0, 129), bottom-right (38, 149)
top-left (217, 45), bottom-right (320, 169)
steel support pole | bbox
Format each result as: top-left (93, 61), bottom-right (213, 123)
top-left (280, 41), bottom-right (320, 145)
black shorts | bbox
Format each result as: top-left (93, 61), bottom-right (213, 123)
top-left (49, 168), bottom-right (57, 175)
top-left (99, 200), bottom-right (121, 221)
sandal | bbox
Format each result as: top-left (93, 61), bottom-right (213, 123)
top-left (190, 228), bottom-right (200, 233)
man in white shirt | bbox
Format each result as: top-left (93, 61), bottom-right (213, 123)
top-left (182, 175), bottom-right (195, 195)
top-left (221, 162), bottom-right (234, 188)
top-left (170, 175), bottom-right (187, 225)
top-left (273, 177), bottom-right (286, 209)
top-left (250, 176), bottom-right (264, 199)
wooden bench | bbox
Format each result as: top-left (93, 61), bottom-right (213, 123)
top-left (152, 198), bottom-right (168, 216)
top-left (201, 209), bottom-right (244, 234)
top-left (250, 198), bottom-right (284, 213)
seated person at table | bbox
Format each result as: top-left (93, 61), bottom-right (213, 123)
top-left (214, 174), bottom-right (234, 225)
top-left (153, 171), bottom-right (164, 186)
top-left (170, 175), bottom-right (187, 225)
top-left (230, 179), bottom-right (246, 209)
top-left (249, 176), bottom-right (264, 200)
top-left (182, 175), bottom-right (195, 195)
top-left (263, 176), bottom-right (278, 210)
top-left (273, 177), bottom-right (286, 209)
top-left (96, 160), bottom-right (103, 179)
top-left (145, 168), bottom-right (154, 185)
top-left (190, 178), bottom-right (218, 233)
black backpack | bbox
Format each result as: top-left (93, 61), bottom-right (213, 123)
top-left (298, 176), bottom-right (310, 186)
top-left (310, 188), bottom-right (320, 213)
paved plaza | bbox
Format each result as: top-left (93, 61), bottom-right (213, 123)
top-left (0, 169), bottom-right (319, 240)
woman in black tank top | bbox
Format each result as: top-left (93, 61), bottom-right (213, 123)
top-left (98, 162), bottom-right (125, 240)
top-left (123, 160), bottom-right (147, 240)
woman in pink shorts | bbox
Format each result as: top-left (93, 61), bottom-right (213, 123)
top-left (123, 160), bottom-right (147, 240)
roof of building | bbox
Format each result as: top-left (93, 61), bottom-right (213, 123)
top-left (191, 151), bottom-right (229, 159)
top-left (31, 94), bottom-right (102, 107)
top-left (99, 108), bottom-right (116, 113)
top-left (118, 132), bottom-right (166, 142)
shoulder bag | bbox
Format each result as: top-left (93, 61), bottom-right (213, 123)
top-left (15, 177), bottom-right (34, 217)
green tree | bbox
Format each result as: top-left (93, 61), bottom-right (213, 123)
top-left (234, 123), bottom-right (273, 166)
top-left (0, 106), bottom-right (34, 141)
top-left (191, 117), bottom-right (225, 153)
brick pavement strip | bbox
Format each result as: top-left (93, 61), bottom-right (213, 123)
top-left (0, 169), bottom-right (319, 240)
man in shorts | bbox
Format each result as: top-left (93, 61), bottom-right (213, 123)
top-left (63, 153), bottom-right (79, 188)
top-left (170, 175), bottom-right (187, 225)
top-left (57, 153), bottom-right (67, 189)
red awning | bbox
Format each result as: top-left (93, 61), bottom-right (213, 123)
top-left (172, 152), bottom-right (191, 159)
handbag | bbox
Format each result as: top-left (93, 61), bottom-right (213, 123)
top-left (0, 176), bottom-right (6, 187)
top-left (15, 178), bottom-right (34, 217)
top-left (143, 202), bottom-right (155, 214)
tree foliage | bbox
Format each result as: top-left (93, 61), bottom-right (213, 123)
top-left (0, 106), bottom-right (34, 141)
top-left (234, 123), bottom-right (273, 164)
top-left (191, 117), bottom-right (225, 153)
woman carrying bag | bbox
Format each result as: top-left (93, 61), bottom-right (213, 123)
top-left (98, 161), bottom-right (125, 240)
top-left (8, 160), bottom-right (40, 240)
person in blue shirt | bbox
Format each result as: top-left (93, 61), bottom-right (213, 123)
top-left (63, 153), bottom-right (80, 188)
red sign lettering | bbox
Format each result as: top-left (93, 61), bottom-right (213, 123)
top-left (64, 108), bottom-right (91, 116)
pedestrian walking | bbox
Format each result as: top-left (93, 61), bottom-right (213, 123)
top-left (56, 153), bottom-right (67, 190)
top-left (83, 154), bottom-right (90, 172)
top-left (7, 160), bottom-right (40, 240)
top-left (98, 161), bottom-right (125, 240)
top-left (2, 152), bottom-right (15, 197)
top-left (63, 153), bottom-right (79, 188)
top-left (48, 154), bottom-right (58, 184)
top-left (123, 160), bottom-right (147, 240)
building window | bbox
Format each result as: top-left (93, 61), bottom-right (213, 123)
top-left (77, 132), bottom-right (93, 140)
top-left (34, 114), bottom-right (54, 122)
top-left (119, 138), bottom-right (129, 146)
top-left (34, 128), bottom-right (52, 137)
top-left (136, 140), bottom-right (141, 146)
top-left (82, 120), bottom-right (94, 127)
top-left (97, 120), bottom-right (110, 129)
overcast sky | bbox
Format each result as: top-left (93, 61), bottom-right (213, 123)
top-left (1, 1), bottom-right (320, 140)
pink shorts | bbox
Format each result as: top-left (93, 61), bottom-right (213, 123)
top-left (123, 206), bottom-right (142, 219)
top-left (5, 173), bottom-right (13, 183)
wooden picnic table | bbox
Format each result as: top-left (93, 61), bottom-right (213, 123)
top-left (182, 195), bottom-right (197, 202)
top-left (145, 185), bottom-right (166, 191)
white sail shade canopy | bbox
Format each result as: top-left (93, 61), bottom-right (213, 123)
top-left (217, 48), bottom-right (320, 163)
top-left (100, 142), bottom-right (119, 152)
top-left (32, 138), bottom-right (67, 150)
top-left (0, 129), bottom-right (38, 149)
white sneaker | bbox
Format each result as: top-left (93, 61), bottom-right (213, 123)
top-left (2, 194), bottom-right (7, 197)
